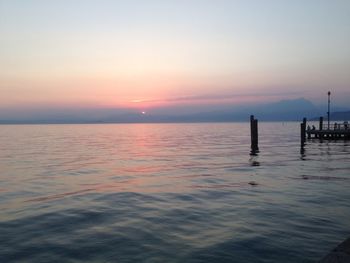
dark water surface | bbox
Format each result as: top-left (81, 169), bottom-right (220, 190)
top-left (0, 123), bottom-right (349, 262)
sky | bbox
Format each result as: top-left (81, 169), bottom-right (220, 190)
top-left (1, 0), bottom-right (350, 117)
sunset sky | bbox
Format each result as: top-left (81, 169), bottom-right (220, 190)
top-left (1, 0), bottom-right (349, 116)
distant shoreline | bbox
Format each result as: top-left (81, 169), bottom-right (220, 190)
top-left (0, 120), bottom-right (312, 125)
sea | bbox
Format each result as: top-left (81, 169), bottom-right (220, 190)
top-left (0, 122), bottom-right (349, 263)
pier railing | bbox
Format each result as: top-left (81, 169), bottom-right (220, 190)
top-left (324, 123), bottom-right (349, 131)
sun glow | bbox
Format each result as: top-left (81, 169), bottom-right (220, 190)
top-left (131, 99), bottom-right (144, 103)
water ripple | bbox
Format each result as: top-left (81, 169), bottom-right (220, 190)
top-left (0, 123), bottom-right (349, 262)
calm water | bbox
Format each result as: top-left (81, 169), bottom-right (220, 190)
top-left (0, 123), bottom-right (349, 263)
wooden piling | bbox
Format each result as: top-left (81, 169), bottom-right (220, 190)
top-left (301, 118), bottom-right (306, 146)
top-left (250, 115), bottom-right (259, 152)
top-left (301, 123), bottom-right (305, 145)
top-left (254, 119), bottom-right (258, 148)
top-left (319, 117), bottom-right (323, 131)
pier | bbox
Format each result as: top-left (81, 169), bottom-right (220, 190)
top-left (305, 91), bottom-right (350, 140)
top-left (305, 117), bottom-right (350, 140)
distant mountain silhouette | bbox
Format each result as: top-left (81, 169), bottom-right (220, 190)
top-left (330, 111), bottom-right (350, 120)
top-left (171, 98), bottom-right (322, 122)
top-left (310, 111), bottom-right (350, 121)
top-left (245, 98), bottom-right (321, 121)
top-left (1, 98), bottom-right (348, 124)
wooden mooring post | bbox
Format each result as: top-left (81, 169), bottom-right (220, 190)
top-left (300, 117), bottom-right (306, 146)
top-left (317, 116), bottom-right (324, 139)
top-left (250, 115), bottom-right (259, 153)
top-left (319, 116), bottom-right (323, 131)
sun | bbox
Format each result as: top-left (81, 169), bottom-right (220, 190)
top-left (141, 111), bottom-right (146, 115)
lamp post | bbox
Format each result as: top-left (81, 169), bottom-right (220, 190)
top-left (327, 91), bottom-right (331, 129)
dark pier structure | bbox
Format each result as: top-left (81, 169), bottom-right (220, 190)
top-left (306, 118), bottom-right (350, 140)
top-left (302, 92), bottom-right (350, 140)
